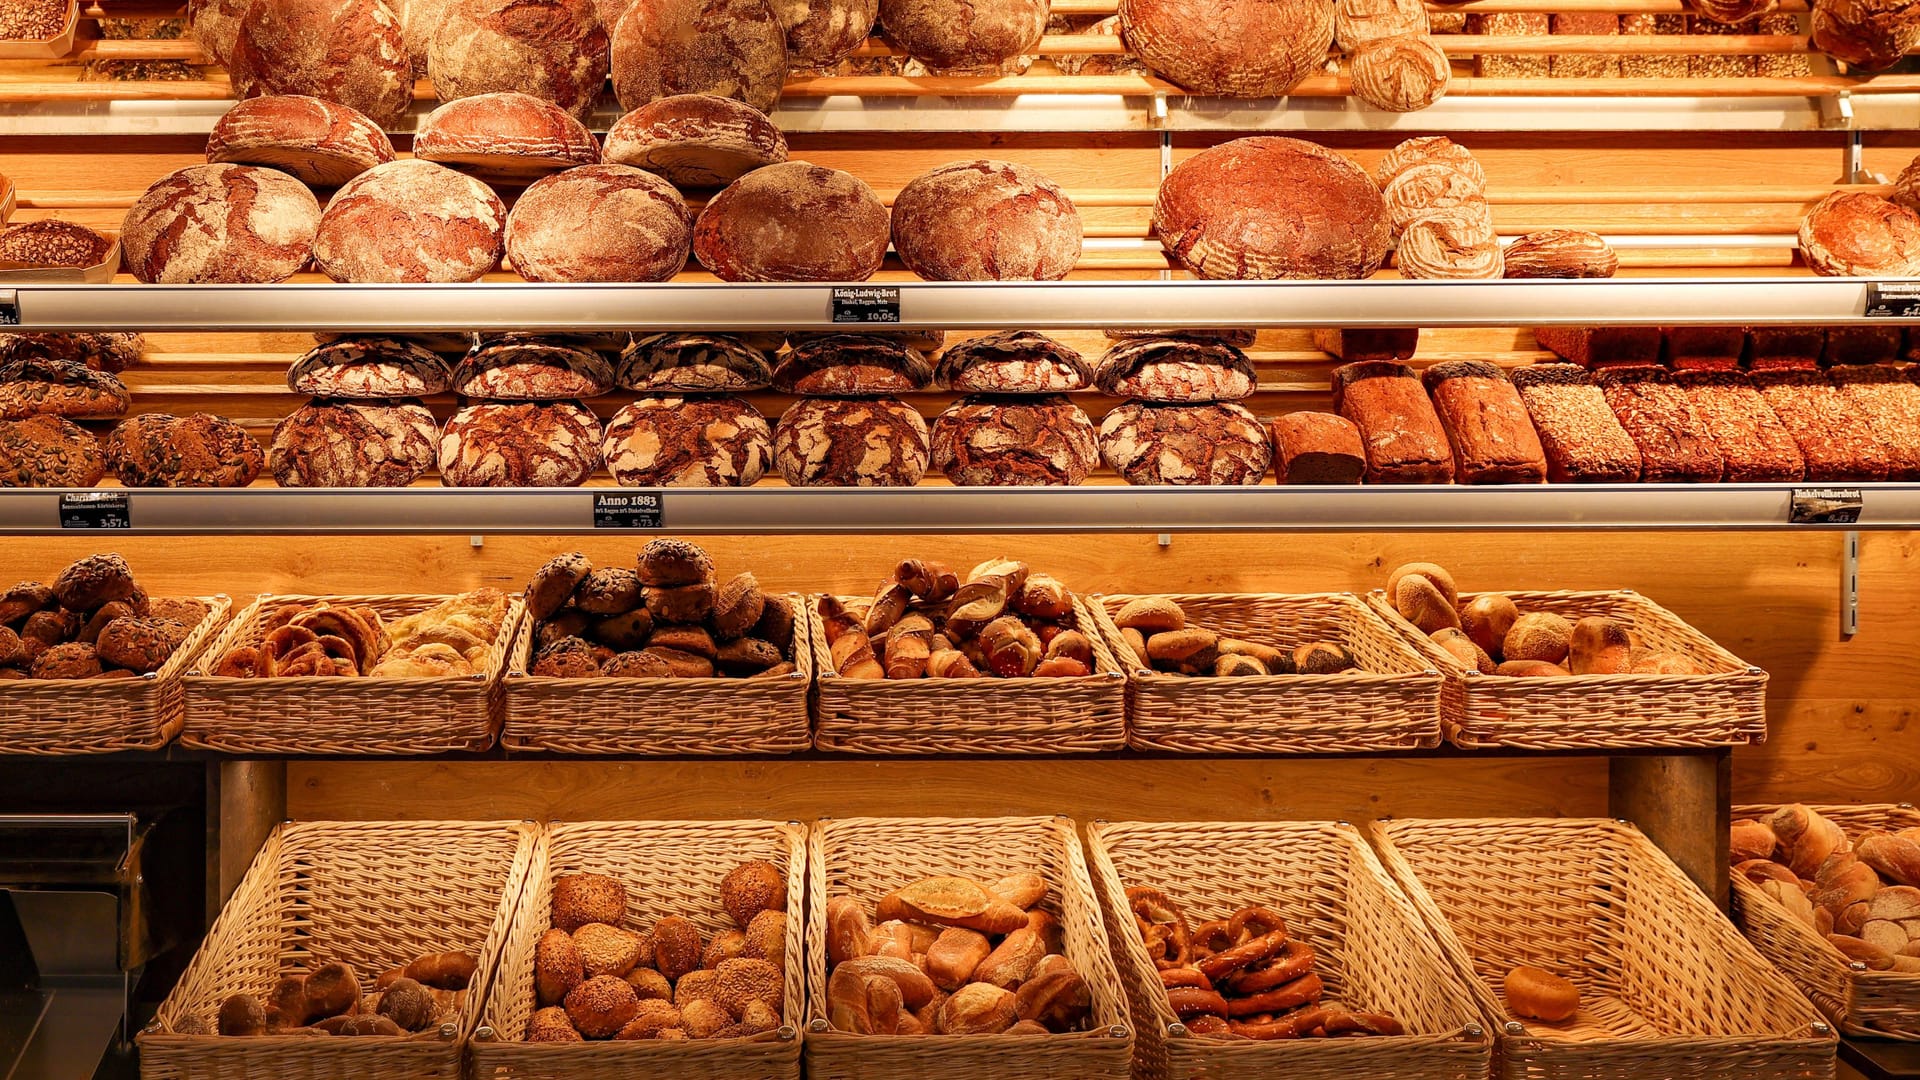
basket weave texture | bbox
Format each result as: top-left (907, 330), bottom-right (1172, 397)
top-left (139, 819), bottom-right (537, 1080)
top-left (0, 594), bottom-right (229, 755)
top-left (180, 593), bottom-right (522, 754)
top-left (474, 820), bottom-right (808, 1080)
top-left (1732, 803), bottom-right (1920, 1040)
top-left (501, 593), bottom-right (814, 755)
top-left (1090, 593), bottom-right (1445, 753)
top-left (810, 595), bottom-right (1128, 754)
top-left (1366, 589), bottom-right (1767, 750)
top-left (1085, 819), bottom-right (1490, 1080)
top-left (1370, 817), bottom-right (1834, 1080)
top-left (805, 816), bottom-right (1134, 1080)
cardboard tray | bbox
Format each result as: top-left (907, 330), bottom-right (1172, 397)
top-left (0, 0), bottom-right (79, 59)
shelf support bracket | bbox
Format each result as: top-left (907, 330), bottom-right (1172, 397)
top-left (1609, 750), bottom-right (1731, 910)
top-left (1842, 530), bottom-right (1860, 637)
top-left (1840, 127), bottom-right (1885, 185)
top-left (1818, 89), bottom-right (1854, 132)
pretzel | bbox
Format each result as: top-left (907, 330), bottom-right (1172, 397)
top-left (1225, 973), bottom-right (1323, 1017)
top-left (212, 645), bottom-right (263, 678)
top-left (1157, 967), bottom-right (1214, 991)
top-left (1224, 940), bottom-right (1316, 995)
top-left (1229, 1005), bottom-right (1329, 1041)
top-left (1128, 887), bottom-right (1192, 971)
top-left (1322, 1010), bottom-right (1405, 1037)
top-left (1190, 920), bottom-right (1237, 958)
top-left (1196, 930), bottom-right (1286, 982)
top-left (1165, 987), bottom-right (1229, 1019)
top-left (1184, 1014), bottom-right (1233, 1037)
top-left (1228, 905), bottom-right (1288, 943)
top-left (260, 624), bottom-right (318, 666)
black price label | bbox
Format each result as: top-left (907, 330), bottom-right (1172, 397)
top-left (1864, 282), bottom-right (1920, 319)
top-left (830, 285), bottom-right (902, 324)
top-left (1790, 487), bottom-right (1864, 525)
top-left (0, 290), bottom-right (16, 326)
top-left (59, 491), bottom-right (130, 530)
top-left (593, 491), bottom-right (664, 529)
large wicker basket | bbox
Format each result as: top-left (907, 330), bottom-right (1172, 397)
top-left (1732, 802), bottom-right (1920, 1040)
top-left (811, 596), bottom-right (1128, 754)
top-left (139, 819), bottom-right (537, 1080)
top-left (1085, 820), bottom-right (1489, 1080)
top-left (1366, 589), bottom-right (1767, 750)
top-left (1090, 593), bottom-right (1445, 754)
top-left (501, 594), bottom-right (814, 755)
top-left (805, 816), bottom-right (1134, 1080)
top-left (1370, 818), bottom-right (1834, 1080)
top-left (473, 819), bottom-right (808, 1080)
top-left (0, 594), bottom-right (229, 755)
top-left (180, 593), bottom-right (522, 754)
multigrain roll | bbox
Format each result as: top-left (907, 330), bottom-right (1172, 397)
top-left (602, 94), bottom-right (788, 189)
top-left (1119, 0), bottom-right (1335, 96)
top-left (617, 333), bottom-right (772, 392)
top-left (772, 397), bottom-right (930, 486)
top-left (1098, 402), bottom-right (1273, 485)
top-left (1331, 360), bottom-right (1455, 483)
top-left (1093, 337), bottom-right (1256, 403)
top-left (694, 162), bottom-right (889, 282)
top-left (0, 357), bottom-right (132, 420)
top-left (269, 400), bottom-right (440, 487)
top-left (891, 160), bottom-right (1082, 282)
top-left (0, 333), bottom-right (145, 375)
top-left (506, 165), bottom-right (692, 283)
top-left (313, 159), bottom-right (507, 283)
top-left (229, 0), bottom-right (413, 126)
top-left (438, 401), bottom-right (603, 486)
top-left (610, 0), bottom-right (788, 113)
top-left (1670, 370), bottom-right (1806, 482)
top-left (428, 0), bottom-right (610, 119)
top-left (879, 0), bottom-right (1047, 69)
top-left (120, 164), bottom-right (320, 284)
top-left (930, 396), bottom-right (1099, 486)
top-left (602, 396), bottom-right (772, 486)
top-left (1421, 361), bottom-right (1547, 484)
top-left (1594, 366), bottom-right (1725, 483)
top-left (413, 93), bottom-right (602, 185)
top-left (1509, 364), bottom-right (1642, 482)
top-left (1156, 137), bottom-right (1390, 280)
top-left (204, 95), bottom-right (396, 187)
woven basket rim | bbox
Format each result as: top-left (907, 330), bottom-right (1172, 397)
top-left (506, 591), bottom-right (815, 687)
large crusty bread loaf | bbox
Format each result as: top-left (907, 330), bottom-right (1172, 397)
top-left (189, 0), bottom-right (249, 67)
top-left (313, 159), bottom-right (506, 282)
top-left (1155, 137), bottom-right (1390, 280)
top-left (120, 163), bottom-right (321, 284)
top-left (414, 92), bottom-right (602, 185)
top-left (891, 160), bottom-right (1082, 282)
top-left (1119, 0), bottom-right (1334, 97)
top-left (229, 0), bottom-right (414, 127)
top-left (611, 0), bottom-right (788, 113)
top-left (205, 95), bottom-right (396, 187)
top-left (693, 161), bottom-right (888, 281)
top-left (1799, 192), bottom-right (1920, 278)
top-left (270, 400), bottom-right (440, 487)
top-left (602, 94), bottom-right (788, 189)
top-left (878, 0), bottom-right (1047, 68)
top-left (507, 164), bottom-right (691, 282)
top-left (775, 0), bottom-right (877, 64)
top-left (428, 0), bottom-right (610, 120)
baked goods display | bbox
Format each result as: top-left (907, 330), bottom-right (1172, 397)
top-left (1733, 804), bottom-right (1920, 973)
top-left (120, 163), bottom-right (320, 284)
top-left (0, 555), bottom-right (211, 681)
top-left (203, 94), bottom-right (396, 187)
top-left (602, 94), bottom-right (789, 189)
top-left (1155, 137), bottom-right (1390, 280)
top-left (413, 93), bottom-right (602, 185)
top-left (1108, 596), bottom-right (1361, 678)
top-left (427, 0), bottom-right (609, 120)
top-left (209, 589), bottom-right (507, 678)
top-left (201, 950), bottom-right (478, 1036)
top-left (890, 160), bottom-right (1082, 282)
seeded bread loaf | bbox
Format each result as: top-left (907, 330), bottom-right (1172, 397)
top-left (1421, 360), bottom-right (1548, 484)
top-left (1097, 401), bottom-right (1273, 485)
top-left (1509, 364), bottom-right (1642, 483)
top-left (106, 413), bottom-right (265, 487)
top-left (1751, 369), bottom-right (1892, 481)
top-left (1830, 364), bottom-right (1920, 481)
top-left (1747, 327), bottom-right (1826, 372)
top-left (1671, 370), bottom-right (1806, 482)
top-left (1331, 360), bottom-right (1455, 483)
top-left (0, 221), bottom-right (113, 269)
top-left (0, 358), bottom-right (131, 420)
top-left (0, 416), bottom-right (105, 487)
top-left (0, 334), bottom-right (144, 375)
top-left (269, 400), bottom-right (440, 487)
top-left (1594, 366), bottom-right (1725, 483)
top-left (602, 395), bottom-right (772, 486)
top-left (930, 395), bottom-right (1099, 486)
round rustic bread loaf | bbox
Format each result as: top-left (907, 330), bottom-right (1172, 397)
top-left (429, 0), bottom-right (610, 119)
top-left (1502, 229), bottom-right (1617, 279)
top-left (1374, 135), bottom-right (1486, 190)
top-left (313, 159), bottom-right (507, 282)
top-left (105, 413), bottom-right (265, 488)
top-left (931, 395), bottom-right (1098, 486)
top-left (1812, 0), bottom-right (1920, 70)
top-left (438, 401), bottom-right (603, 486)
top-left (878, 0), bottom-right (1046, 68)
top-left (1349, 33), bottom-right (1449, 112)
top-left (1334, 0), bottom-right (1426, 48)
top-left (611, 0), bottom-right (788, 113)
top-left (0, 333), bottom-right (144, 374)
top-left (270, 399), bottom-right (440, 486)
top-left (1119, 0), bottom-right (1334, 97)
top-left (189, 0), bottom-right (249, 66)
top-left (287, 337), bottom-right (451, 398)
top-left (205, 95), bottom-right (397, 187)
top-left (694, 162), bottom-right (889, 281)
top-left (1094, 337), bottom-right (1257, 403)
top-left (1097, 401), bottom-right (1273, 485)
top-left (230, 0), bottom-right (414, 127)
top-left (935, 330), bottom-right (1090, 394)
top-left (0, 416), bottom-right (105, 488)
top-left (618, 333), bottom-right (773, 391)
top-left (452, 337), bottom-right (616, 400)
top-left (891, 160), bottom-right (1082, 281)
top-left (772, 396), bottom-right (929, 486)
top-left (0, 358), bottom-right (131, 420)
top-left (507, 164), bottom-right (690, 282)
top-left (1895, 157), bottom-right (1920, 213)
top-left (121, 164), bottom-right (321, 284)
top-left (1799, 192), bottom-right (1920, 277)
top-left (776, 0), bottom-right (877, 64)
top-left (1155, 137), bottom-right (1389, 280)
top-left (772, 335), bottom-right (932, 395)
top-left (602, 94), bottom-right (788, 189)
top-left (415, 93), bottom-right (601, 185)
top-left (602, 395), bottom-right (772, 486)
top-left (1397, 205), bottom-right (1503, 279)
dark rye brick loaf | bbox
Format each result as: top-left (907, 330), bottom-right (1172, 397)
top-left (1751, 369), bottom-right (1892, 482)
top-left (879, 0), bottom-right (1046, 72)
top-left (617, 333), bottom-right (772, 392)
top-left (414, 93), bottom-right (602, 184)
top-left (778, 0), bottom-right (877, 64)
top-left (771, 335), bottom-right (932, 396)
top-left (601, 395), bottom-right (772, 486)
top-left (105, 413), bottom-right (265, 488)
top-left (120, 164), bottom-right (320, 284)
top-left (1593, 365), bottom-right (1725, 483)
top-left (1330, 360), bottom-right (1454, 483)
top-left (1509, 363), bottom-right (1641, 483)
top-left (1532, 327), bottom-right (1663, 369)
top-left (1155, 137), bottom-right (1390, 280)
top-left (1747, 327), bottom-right (1826, 372)
top-left (0, 357), bottom-right (131, 420)
top-left (1670, 369), bottom-right (1805, 483)
top-left (891, 160), bottom-right (1082, 282)
top-left (286, 337), bottom-right (451, 399)
top-left (1822, 326), bottom-right (1904, 367)
top-left (229, 0), bottom-right (413, 127)
top-left (438, 401), bottom-right (603, 486)
top-left (1094, 337), bottom-right (1256, 404)
top-left (0, 416), bottom-right (106, 488)
top-left (1097, 401), bottom-right (1273, 485)
top-left (1421, 360), bottom-right (1547, 484)
top-left (1660, 327), bottom-right (1748, 372)
top-left (1120, 0), bottom-right (1333, 96)
top-left (695, 162), bottom-right (889, 282)
top-left (611, 0), bottom-right (788, 113)
top-left (931, 396), bottom-right (1099, 486)
top-left (602, 94), bottom-right (789, 189)
top-left (205, 95), bottom-right (396, 188)
top-left (428, 0), bottom-right (610, 119)
top-left (506, 165), bottom-right (691, 283)
top-left (269, 400), bottom-right (440, 487)
top-left (935, 330), bottom-right (1090, 395)
top-left (1830, 364), bottom-right (1920, 481)
top-left (452, 337), bottom-right (615, 401)
top-left (1271, 411), bottom-right (1365, 485)
top-left (772, 397), bottom-right (929, 486)
top-left (313, 160), bottom-right (506, 283)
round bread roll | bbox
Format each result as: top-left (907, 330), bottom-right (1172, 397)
top-left (229, 0), bottom-right (414, 127)
top-left (1098, 401), bottom-right (1273, 485)
top-left (0, 415), bottom-right (106, 488)
top-left (878, 0), bottom-right (1046, 68)
top-left (602, 395), bottom-right (772, 486)
top-left (1156, 137), bottom-right (1388, 280)
top-left (414, 93), bottom-right (602, 186)
top-left (611, 0), bottom-right (788, 113)
top-left (1396, 205), bottom-right (1503, 279)
top-left (269, 399), bottom-right (440, 487)
top-left (1799, 192), bottom-right (1920, 277)
top-left (1334, 0), bottom-right (1426, 48)
top-left (105, 413), bottom-right (265, 488)
top-left (891, 160), bottom-right (1082, 282)
top-left (935, 330), bottom-right (1090, 394)
top-left (1349, 33), bottom-right (1449, 113)
top-left (313, 159), bottom-right (507, 282)
top-left (617, 333), bottom-right (773, 392)
top-left (1383, 162), bottom-right (1487, 236)
top-left (1374, 135), bottom-right (1486, 190)
top-left (602, 95), bottom-right (789, 189)
top-left (694, 162), bottom-right (889, 281)
top-left (1503, 965), bottom-right (1579, 1023)
top-left (120, 164), bottom-right (321, 285)
top-left (507, 165), bottom-right (691, 282)
top-left (931, 395), bottom-right (1099, 486)
top-left (429, 0), bottom-right (611, 119)
top-left (438, 401), bottom-right (603, 486)
top-left (1119, 0), bottom-right (1334, 97)
top-left (776, 0), bottom-right (878, 64)
top-left (205, 96), bottom-right (396, 188)
top-left (287, 337), bottom-right (451, 398)
top-left (1812, 0), bottom-right (1920, 70)
top-left (772, 396), bottom-right (929, 486)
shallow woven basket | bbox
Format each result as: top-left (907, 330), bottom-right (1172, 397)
top-left (473, 820), bottom-right (807, 1080)
top-left (139, 819), bottom-right (537, 1080)
top-left (180, 593), bottom-right (522, 754)
top-left (501, 594), bottom-right (814, 755)
top-left (811, 596), bottom-right (1128, 754)
top-left (1370, 818), bottom-right (1834, 1080)
top-left (1366, 589), bottom-right (1767, 750)
top-left (0, 594), bottom-right (228, 755)
top-left (805, 816), bottom-right (1134, 1080)
top-left (1732, 803), bottom-right (1920, 1040)
top-left (1090, 593), bottom-right (1445, 754)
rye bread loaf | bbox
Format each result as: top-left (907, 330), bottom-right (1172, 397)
top-left (438, 400), bottom-right (603, 486)
top-left (1420, 360), bottom-right (1547, 484)
top-left (0, 416), bottom-right (106, 488)
top-left (1824, 326), bottom-right (1904, 366)
top-left (229, 0), bottom-right (414, 127)
top-left (1270, 411), bottom-right (1365, 484)
top-left (1799, 192), bottom-right (1920, 277)
top-left (452, 337), bottom-right (615, 400)
top-left (313, 159), bottom-right (506, 282)
top-left (414, 93), bottom-right (602, 186)
top-left (610, 0), bottom-right (788, 113)
top-left (1094, 337), bottom-right (1256, 403)
top-left (1830, 364), bottom-right (1920, 480)
top-left (1660, 327), bottom-right (1747, 372)
top-left (693, 162), bottom-right (889, 281)
top-left (617, 333), bottom-right (773, 392)
top-left (601, 395), bottom-right (772, 486)
top-left (287, 337), bottom-right (451, 398)
top-left (105, 413), bottom-right (265, 487)
top-left (772, 335), bottom-right (933, 395)
top-left (428, 0), bottom-right (610, 119)
top-left (878, 0), bottom-right (1046, 69)
top-left (506, 164), bottom-right (691, 282)
top-left (1119, 0), bottom-right (1334, 96)
top-left (205, 95), bottom-right (396, 187)
top-left (1155, 137), bottom-right (1390, 280)
top-left (1747, 327), bottom-right (1827, 371)
top-left (1593, 366), bottom-right (1725, 483)
top-left (935, 330), bottom-right (1090, 394)
top-left (776, 0), bottom-right (877, 64)
top-left (1312, 328), bottom-right (1419, 362)
top-left (1098, 401), bottom-right (1273, 485)
top-left (891, 160), bottom-right (1082, 281)
top-left (1670, 369), bottom-right (1806, 483)
top-left (1508, 364), bottom-right (1642, 482)
top-left (0, 358), bottom-right (131, 421)
top-left (1533, 327), bottom-right (1663, 369)
top-left (931, 395), bottom-right (1098, 486)
top-left (1750, 369), bottom-right (1892, 481)
top-left (120, 164), bottom-right (321, 284)
top-left (772, 396), bottom-right (929, 486)
top-left (269, 399), bottom-right (440, 486)
top-left (602, 94), bottom-right (788, 189)
top-left (0, 334), bottom-right (144, 375)
top-left (1330, 360), bottom-right (1455, 483)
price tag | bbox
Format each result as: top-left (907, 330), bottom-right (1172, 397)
top-left (1789, 487), bottom-right (1864, 525)
top-left (59, 491), bottom-right (130, 530)
top-left (829, 285), bottom-right (902, 324)
top-left (0, 289), bottom-right (17, 326)
top-left (1864, 282), bottom-right (1920, 319)
top-left (592, 491), bottom-right (664, 529)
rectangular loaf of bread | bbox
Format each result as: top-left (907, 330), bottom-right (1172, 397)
top-left (1551, 13), bottom-right (1620, 77)
top-left (1331, 360), bottom-right (1456, 483)
top-left (1689, 15), bottom-right (1758, 76)
top-left (1311, 328), bottom-right (1419, 362)
top-left (1823, 326), bottom-right (1903, 367)
top-left (1509, 363), bottom-right (1642, 482)
top-left (1750, 369), bottom-right (1891, 481)
top-left (1619, 13), bottom-right (1688, 77)
top-left (1671, 370), bottom-right (1804, 482)
top-left (1533, 327), bottom-right (1663, 368)
top-left (1747, 327), bottom-right (1826, 371)
top-left (1421, 360), bottom-right (1548, 484)
top-left (1829, 365), bottom-right (1920, 480)
top-left (1662, 327), bottom-right (1747, 371)
top-left (1595, 365), bottom-right (1725, 482)
top-left (1270, 411), bottom-right (1366, 484)
top-left (1472, 12), bottom-right (1550, 76)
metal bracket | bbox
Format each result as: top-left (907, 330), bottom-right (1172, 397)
top-left (1818, 90), bottom-right (1854, 132)
top-left (1840, 128), bottom-right (1887, 185)
top-left (1157, 115), bottom-right (1173, 281)
top-left (1156, 533), bottom-right (1172, 548)
top-left (1842, 530), bottom-right (1860, 637)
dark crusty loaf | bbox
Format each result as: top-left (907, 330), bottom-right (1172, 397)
top-left (427, 0), bottom-right (610, 119)
top-left (452, 338), bottom-right (615, 401)
top-left (891, 160), bottom-right (1082, 282)
top-left (105, 413), bottom-right (265, 487)
top-left (1421, 360), bottom-right (1547, 484)
top-left (438, 401), bottom-right (603, 486)
top-left (506, 164), bottom-right (691, 283)
top-left (0, 416), bottom-right (105, 488)
top-left (935, 331), bottom-right (1090, 394)
top-left (1155, 137), bottom-right (1390, 281)
top-left (1799, 192), bottom-right (1920, 277)
top-left (880, 0), bottom-right (1047, 68)
top-left (772, 335), bottom-right (933, 396)
top-left (286, 337), bottom-right (450, 399)
top-left (1823, 327), bottom-right (1904, 367)
top-left (1594, 366), bottom-right (1725, 483)
top-left (1098, 401), bottom-right (1273, 485)
top-left (602, 395), bottom-right (772, 487)
top-left (229, 0), bottom-right (413, 127)
top-left (1830, 364), bottom-right (1920, 481)
top-left (693, 161), bottom-right (889, 282)
top-left (602, 94), bottom-right (789, 189)
top-left (1750, 369), bottom-right (1892, 482)
top-left (0, 333), bottom-right (144, 375)
top-left (779, 0), bottom-right (878, 64)
top-left (611, 0), bottom-right (788, 113)
top-left (1532, 327), bottom-right (1662, 369)
top-left (204, 95), bottom-right (395, 188)
top-left (1271, 411), bottom-right (1365, 485)
top-left (269, 400), bottom-right (440, 487)
top-left (313, 159), bottom-right (507, 283)
top-left (120, 163), bottom-right (320, 285)
top-left (1119, 0), bottom-right (1334, 96)
top-left (414, 93), bottom-right (603, 185)
top-left (772, 396), bottom-right (930, 486)
top-left (1509, 364), bottom-right (1642, 483)
top-left (1094, 337), bottom-right (1257, 404)
top-left (1331, 360), bottom-right (1455, 483)
top-left (617, 333), bottom-right (773, 392)
top-left (1812, 0), bottom-right (1920, 73)
top-left (1747, 327), bottom-right (1826, 372)
top-left (930, 395), bottom-right (1099, 486)
top-left (1671, 370), bottom-right (1805, 483)
top-left (0, 357), bottom-right (131, 420)
top-left (1661, 327), bottom-right (1748, 372)
top-left (1312, 328), bottom-right (1419, 362)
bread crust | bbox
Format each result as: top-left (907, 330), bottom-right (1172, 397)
top-left (1155, 137), bottom-right (1389, 280)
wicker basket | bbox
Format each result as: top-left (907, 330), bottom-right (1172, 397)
top-left (1732, 803), bottom-right (1920, 1040)
top-left (473, 819), bottom-right (808, 1080)
top-left (811, 596), bottom-right (1128, 754)
top-left (501, 594), bottom-right (813, 755)
top-left (1370, 818), bottom-right (1834, 1080)
top-left (1366, 589), bottom-right (1767, 750)
top-left (1085, 820), bottom-right (1490, 1080)
top-left (0, 595), bottom-right (229, 755)
top-left (179, 593), bottom-right (522, 754)
top-left (1090, 593), bottom-right (1445, 754)
top-left (805, 816), bottom-right (1134, 1080)
top-left (139, 819), bottom-right (537, 1080)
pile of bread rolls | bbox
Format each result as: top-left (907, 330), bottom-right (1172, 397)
top-left (1734, 804), bottom-right (1920, 973)
top-left (203, 951), bottom-right (478, 1036)
top-left (1110, 597), bottom-right (1359, 677)
top-left (529, 860), bottom-right (788, 1041)
top-left (211, 589), bottom-right (507, 679)
top-left (824, 872), bottom-right (1092, 1036)
top-left (1, 554), bottom-right (210, 681)
top-left (1384, 561), bottom-right (1702, 677)
top-left (820, 558), bottom-right (1094, 680)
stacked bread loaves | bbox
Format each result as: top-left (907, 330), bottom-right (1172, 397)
top-left (0, 555), bottom-right (211, 681)
top-left (0, 344), bottom-right (130, 490)
top-left (930, 332), bottom-right (1098, 486)
top-left (439, 336), bottom-right (609, 487)
top-left (1337, 0), bottom-right (1449, 112)
top-left (1375, 136), bottom-right (1501, 279)
top-left (605, 334), bottom-right (773, 487)
top-left (771, 335), bottom-right (932, 487)
top-left (1733, 804), bottom-right (1920, 972)
top-left (1096, 334), bottom-right (1272, 485)
top-left (272, 337), bottom-right (447, 487)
